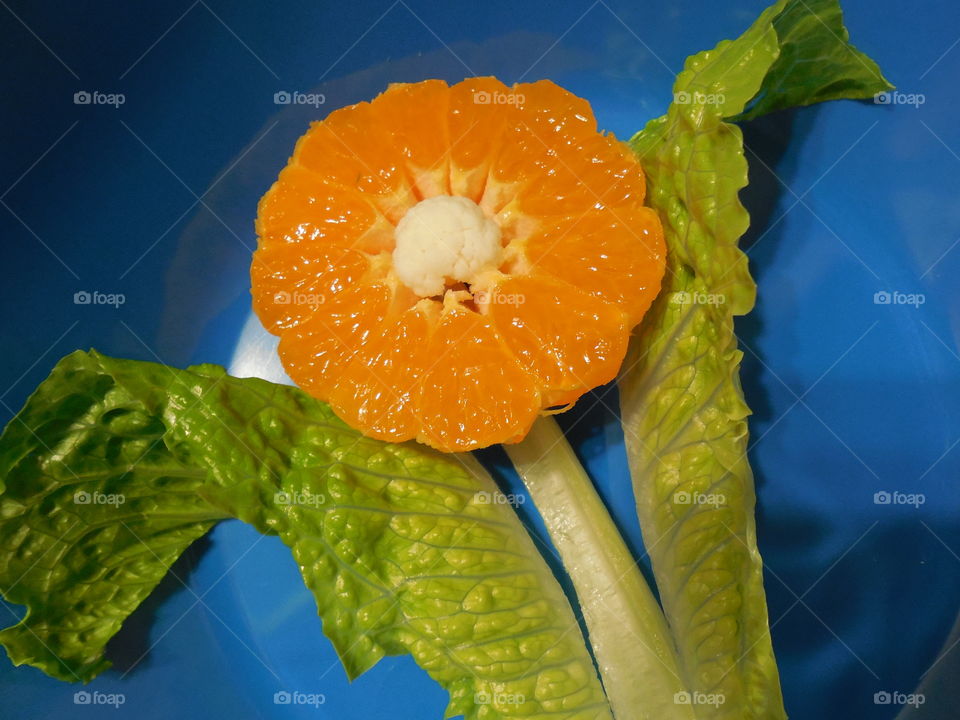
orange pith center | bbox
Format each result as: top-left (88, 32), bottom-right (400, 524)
top-left (251, 77), bottom-right (666, 452)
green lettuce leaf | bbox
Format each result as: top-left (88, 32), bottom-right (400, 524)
top-left (620, 1), bottom-right (890, 718)
top-left (0, 351), bottom-right (612, 720)
top-left (0, 354), bottom-right (228, 680)
top-left (737, 0), bottom-right (893, 121)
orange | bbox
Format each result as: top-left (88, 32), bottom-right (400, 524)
top-left (251, 77), bottom-right (665, 452)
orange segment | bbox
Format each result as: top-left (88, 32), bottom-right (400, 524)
top-left (486, 273), bottom-right (629, 407)
top-left (515, 132), bottom-right (646, 217)
top-left (488, 121), bottom-right (551, 192)
top-left (256, 166), bottom-right (390, 251)
top-left (369, 80), bottom-right (451, 198)
top-left (279, 283), bottom-right (392, 398)
top-left (327, 305), bottom-right (430, 442)
top-left (251, 242), bottom-right (369, 332)
top-left (417, 308), bottom-right (540, 451)
top-left (294, 102), bottom-right (415, 221)
top-left (524, 206), bottom-right (666, 325)
top-left (448, 77), bottom-right (513, 201)
top-left (511, 79), bottom-right (597, 145)
top-left (490, 80), bottom-right (597, 187)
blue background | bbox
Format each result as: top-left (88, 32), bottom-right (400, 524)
top-left (1, 0), bottom-right (959, 718)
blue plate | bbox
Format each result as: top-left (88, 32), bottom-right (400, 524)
top-left (1, 1), bottom-right (959, 718)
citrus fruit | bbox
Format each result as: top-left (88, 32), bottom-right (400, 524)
top-left (251, 77), bottom-right (665, 452)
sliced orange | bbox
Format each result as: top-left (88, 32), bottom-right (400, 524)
top-left (251, 77), bottom-right (665, 451)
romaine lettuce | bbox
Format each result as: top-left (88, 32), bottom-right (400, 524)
top-left (0, 351), bottom-right (612, 719)
top-left (620, 1), bottom-right (891, 718)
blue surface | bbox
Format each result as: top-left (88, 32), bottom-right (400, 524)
top-left (2, 1), bottom-right (959, 718)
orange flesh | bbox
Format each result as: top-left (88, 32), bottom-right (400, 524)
top-left (252, 77), bottom-right (665, 451)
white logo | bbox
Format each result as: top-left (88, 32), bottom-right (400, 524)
top-left (873, 290), bottom-right (925, 307)
top-left (473, 90), bottom-right (525, 106)
top-left (673, 690), bottom-right (725, 707)
top-left (472, 290), bottom-right (526, 306)
top-left (74, 490), bottom-right (126, 507)
top-left (873, 690), bottom-right (925, 707)
top-left (474, 691), bottom-right (525, 705)
top-left (73, 690), bottom-right (125, 707)
top-left (73, 91), bottom-right (125, 108)
top-left (274, 490), bottom-right (326, 508)
top-left (873, 491), bottom-right (925, 508)
top-left (474, 490), bottom-right (525, 506)
top-left (274, 91), bottom-right (326, 107)
top-left (273, 690), bottom-right (325, 707)
top-left (73, 290), bottom-right (125, 308)
top-left (674, 91), bottom-right (726, 106)
top-left (273, 290), bottom-right (325, 306)
top-left (673, 490), bottom-right (726, 508)
top-left (670, 291), bottom-right (725, 306)
top-left (873, 91), bottom-right (925, 108)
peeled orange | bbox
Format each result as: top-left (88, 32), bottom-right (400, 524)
top-left (251, 77), bottom-right (665, 452)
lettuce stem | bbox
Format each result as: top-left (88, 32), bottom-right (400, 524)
top-left (504, 416), bottom-right (693, 720)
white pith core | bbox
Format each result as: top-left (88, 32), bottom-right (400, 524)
top-left (392, 195), bottom-right (502, 297)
